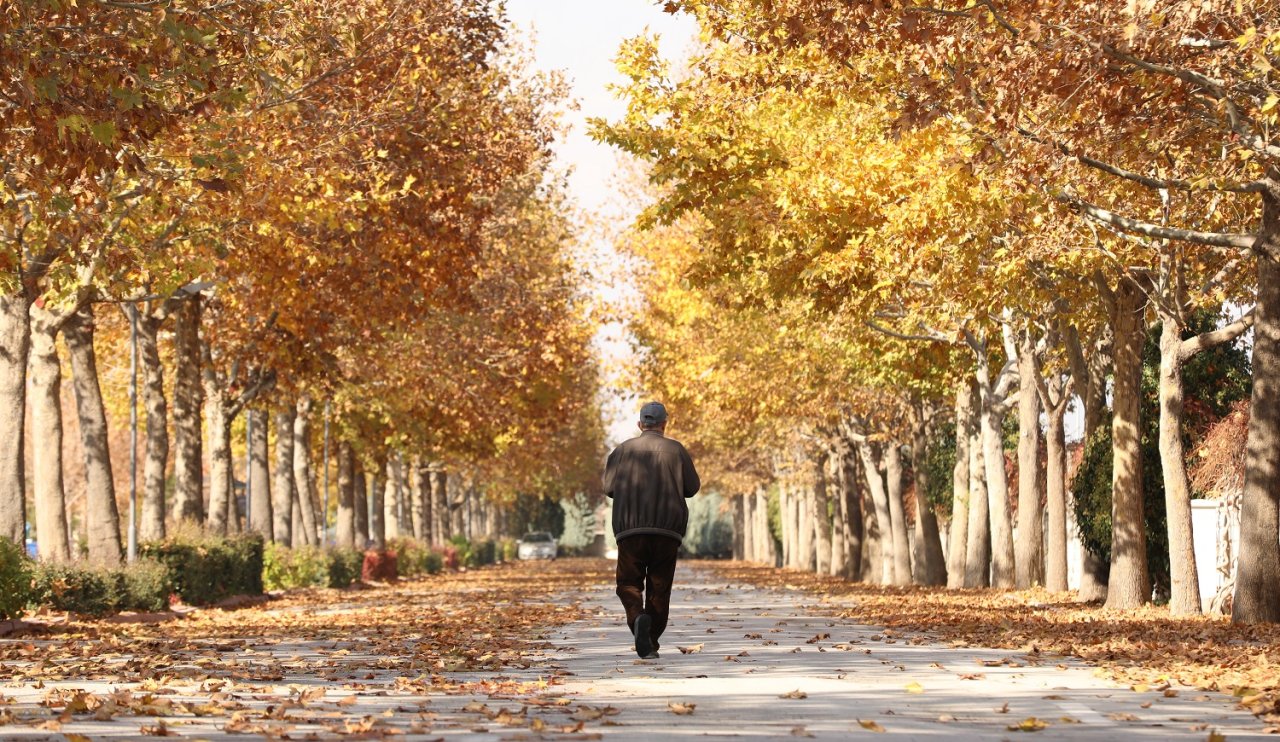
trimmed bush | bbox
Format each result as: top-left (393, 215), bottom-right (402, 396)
top-left (0, 538), bottom-right (33, 620)
top-left (28, 559), bottom-right (173, 616)
top-left (262, 543), bottom-right (329, 591)
top-left (141, 532), bottom-right (264, 605)
top-left (327, 548), bottom-right (364, 588)
top-left (118, 559), bottom-right (176, 612)
top-left (466, 539), bottom-right (497, 568)
top-left (499, 539), bottom-right (517, 563)
top-left (361, 549), bottom-right (398, 582)
top-left (391, 539), bottom-right (443, 577)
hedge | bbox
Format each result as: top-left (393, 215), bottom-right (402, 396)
top-left (140, 532), bottom-right (264, 605)
top-left (0, 538), bottom-right (32, 620)
top-left (28, 559), bottom-right (173, 616)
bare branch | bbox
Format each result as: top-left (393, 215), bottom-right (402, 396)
top-left (1058, 193), bottom-right (1255, 250)
top-left (1178, 310), bottom-right (1256, 361)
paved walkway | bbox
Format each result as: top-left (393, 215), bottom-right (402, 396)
top-left (537, 564), bottom-right (1272, 740)
top-left (0, 562), bottom-right (1271, 739)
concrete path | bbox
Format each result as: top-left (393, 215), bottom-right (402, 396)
top-left (0, 561), bottom-right (1271, 739)
top-left (536, 563), bottom-right (1272, 740)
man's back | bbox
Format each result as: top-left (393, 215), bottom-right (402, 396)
top-left (604, 430), bottom-right (700, 542)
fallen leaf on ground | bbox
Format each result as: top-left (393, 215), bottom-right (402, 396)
top-left (1007, 717), bottom-right (1048, 732)
top-left (857, 719), bottom-right (885, 732)
top-left (677, 644), bottom-right (703, 655)
top-left (779, 689), bottom-right (808, 699)
top-left (668, 702), bottom-right (695, 715)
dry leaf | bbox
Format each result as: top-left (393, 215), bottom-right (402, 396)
top-left (677, 644), bottom-right (704, 655)
top-left (857, 719), bottom-right (885, 732)
top-left (905, 682), bottom-right (924, 694)
top-left (779, 689), bottom-right (808, 699)
top-left (1007, 717), bottom-right (1048, 732)
top-left (668, 702), bottom-right (696, 715)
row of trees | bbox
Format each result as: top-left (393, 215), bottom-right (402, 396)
top-left (1, 0), bottom-right (605, 562)
top-left (597, 0), bottom-right (1280, 623)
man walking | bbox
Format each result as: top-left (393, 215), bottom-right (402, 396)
top-left (603, 401), bottom-right (700, 659)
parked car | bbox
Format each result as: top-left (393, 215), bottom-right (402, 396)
top-left (517, 532), bottom-right (557, 560)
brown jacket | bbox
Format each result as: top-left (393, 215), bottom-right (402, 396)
top-left (603, 430), bottom-right (700, 542)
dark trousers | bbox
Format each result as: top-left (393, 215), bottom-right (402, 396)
top-left (616, 534), bottom-right (681, 647)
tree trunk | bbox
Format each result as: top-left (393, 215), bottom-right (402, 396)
top-left (1045, 394), bottom-right (1069, 592)
top-left (430, 467), bottom-right (447, 544)
top-left (1159, 316), bottom-right (1201, 615)
top-left (884, 444), bottom-right (913, 585)
top-left (1016, 331), bottom-right (1045, 588)
top-left (136, 313), bottom-right (167, 543)
top-left (732, 495), bottom-right (746, 560)
top-left (248, 408), bottom-right (272, 537)
top-left (1106, 276), bottom-right (1151, 610)
top-left (778, 485), bottom-right (792, 568)
top-left (368, 464), bottom-right (385, 549)
top-left (964, 416), bottom-right (991, 588)
top-left (28, 305), bottom-right (70, 561)
top-left (171, 297), bottom-right (203, 524)
top-left (910, 416), bottom-right (947, 586)
top-left (395, 454), bottom-right (413, 536)
top-left (980, 402), bottom-right (1015, 588)
top-left (827, 453), bottom-right (845, 576)
top-left (0, 292), bottom-right (29, 544)
top-left (841, 452), bottom-right (863, 580)
top-left (860, 472), bottom-right (880, 582)
top-left (856, 442), bottom-right (893, 584)
top-left (202, 362), bottom-right (232, 535)
top-left (1235, 214), bottom-right (1280, 623)
top-left (354, 466), bottom-right (369, 547)
top-left (64, 305), bottom-right (123, 566)
top-left (336, 440), bottom-right (355, 548)
top-left (1067, 322), bottom-right (1110, 601)
top-left (948, 380), bottom-right (974, 588)
top-left (750, 488), bottom-right (768, 566)
top-left (813, 452), bottom-right (833, 574)
top-left (383, 457), bottom-right (399, 540)
top-left (272, 407), bottom-right (295, 544)
top-left (292, 398), bottom-right (318, 546)
top-left (410, 456), bottom-right (427, 540)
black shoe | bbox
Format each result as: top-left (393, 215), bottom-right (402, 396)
top-left (634, 614), bottom-right (654, 658)
top-left (642, 651), bottom-right (660, 660)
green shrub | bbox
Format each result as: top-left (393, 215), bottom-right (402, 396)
top-left (29, 563), bottom-right (115, 615)
top-left (141, 531), bottom-right (264, 605)
top-left (262, 543), bottom-right (329, 591)
top-left (391, 538), bottom-right (442, 577)
top-left (1072, 422), bottom-right (1170, 597)
top-left (499, 539), bottom-right (517, 563)
top-left (118, 559), bottom-right (175, 612)
top-left (448, 535), bottom-right (472, 567)
top-left (0, 538), bottom-right (33, 620)
top-left (466, 539), bottom-right (497, 568)
top-left (28, 559), bottom-right (174, 616)
top-left (326, 548), bottom-right (364, 588)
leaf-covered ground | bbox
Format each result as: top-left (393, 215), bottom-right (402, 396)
top-left (704, 561), bottom-right (1280, 727)
top-left (0, 558), bottom-right (616, 738)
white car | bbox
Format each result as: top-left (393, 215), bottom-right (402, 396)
top-left (517, 531), bottom-right (557, 560)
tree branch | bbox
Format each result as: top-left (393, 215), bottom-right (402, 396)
top-left (1058, 193), bottom-right (1255, 250)
top-left (1178, 309), bottom-right (1256, 361)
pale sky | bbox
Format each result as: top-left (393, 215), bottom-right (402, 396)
top-left (503, 1), bottom-right (697, 446)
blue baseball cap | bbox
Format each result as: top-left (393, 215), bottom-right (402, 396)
top-left (639, 401), bottom-right (668, 425)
